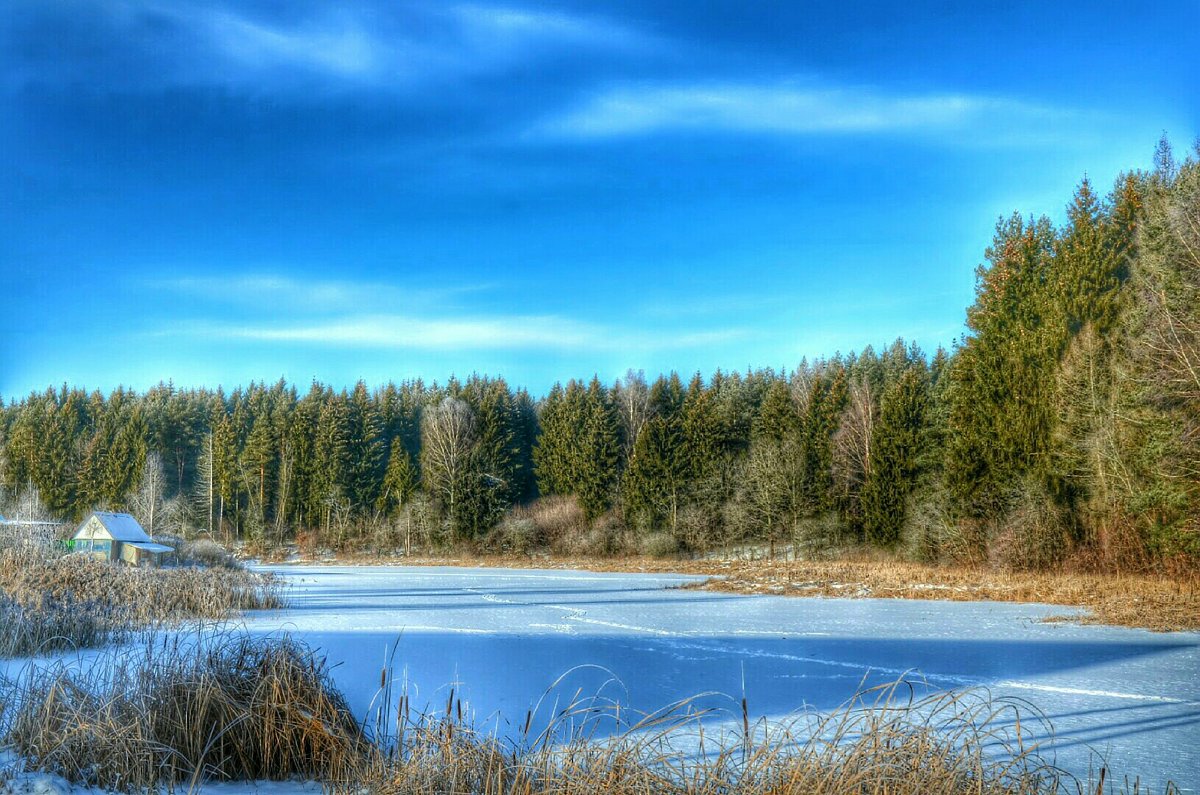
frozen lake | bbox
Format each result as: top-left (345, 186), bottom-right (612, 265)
top-left (243, 565), bottom-right (1200, 792)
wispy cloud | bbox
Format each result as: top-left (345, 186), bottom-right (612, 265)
top-left (24, 1), bottom-right (653, 94)
top-left (225, 314), bottom-right (600, 351)
top-left (160, 313), bottom-right (747, 355)
top-left (196, 8), bottom-right (380, 78)
top-left (533, 80), bottom-right (1075, 140)
top-left (146, 273), bottom-right (746, 354)
top-left (225, 314), bottom-right (748, 353)
top-left (152, 274), bottom-right (491, 313)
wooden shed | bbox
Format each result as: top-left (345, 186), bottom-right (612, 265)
top-left (72, 512), bottom-right (174, 566)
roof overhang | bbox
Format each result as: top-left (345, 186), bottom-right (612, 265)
top-left (127, 542), bottom-right (174, 553)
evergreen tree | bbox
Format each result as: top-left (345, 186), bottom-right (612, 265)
top-left (861, 367), bottom-right (930, 546)
top-left (346, 380), bottom-right (385, 511)
top-left (576, 377), bottom-right (621, 519)
top-left (378, 437), bottom-right (418, 516)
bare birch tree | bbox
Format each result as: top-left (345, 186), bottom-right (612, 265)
top-left (420, 397), bottom-right (478, 533)
top-left (130, 452), bottom-right (166, 535)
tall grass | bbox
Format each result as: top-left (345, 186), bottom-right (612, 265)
top-left (1, 632), bottom-right (364, 790)
top-left (353, 678), bottom-right (1084, 795)
top-left (0, 543), bottom-right (284, 657)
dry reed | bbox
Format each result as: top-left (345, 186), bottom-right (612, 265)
top-left (0, 632), bottom-right (365, 790)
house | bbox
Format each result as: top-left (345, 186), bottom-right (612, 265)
top-left (72, 511), bottom-right (174, 566)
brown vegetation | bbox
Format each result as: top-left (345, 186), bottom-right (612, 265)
top-left (1, 633), bottom-right (364, 790)
top-left (351, 681), bottom-right (1087, 795)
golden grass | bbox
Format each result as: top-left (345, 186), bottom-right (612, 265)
top-left (1, 632), bottom-right (365, 790)
top-left (294, 552), bottom-right (1199, 632)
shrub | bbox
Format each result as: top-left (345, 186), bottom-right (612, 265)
top-left (990, 481), bottom-right (1073, 571)
top-left (638, 531), bottom-right (679, 558)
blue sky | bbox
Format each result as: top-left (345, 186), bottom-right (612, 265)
top-left (2, 1), bottom-right (1196, 398)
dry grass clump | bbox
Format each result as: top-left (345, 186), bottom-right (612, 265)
top-left (0, 593), bottom-right (117, 657)
top-left (156, 534), bottom-right (244, 569)
top-left (346, 679), bottom-right (1102, 795)
top-left (1, 632), bottom-right (366, 791)
top-left (0, 544), bottom-right (284, 657)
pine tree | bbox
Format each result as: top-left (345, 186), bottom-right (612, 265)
top-left (861, 367), bottom-right (930, 546)
top-left (378, 437), bottom-right (418, 516)
top-left (312, 392), bottom-right (350, 533)
top-left (576, 377), bottom-right (620, 519)
top-left (947, 213), bottom-right (1060, 516)
top-left (346, 380), bottom-right (385, 511)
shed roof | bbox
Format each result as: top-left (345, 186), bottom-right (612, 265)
top-left (74, 512), bottom-right (153, 543)
top-left (128, 542), bottom-right (174, 554)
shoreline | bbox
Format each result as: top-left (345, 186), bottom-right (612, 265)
top-left (254, 552), bottom-right (1200, 632)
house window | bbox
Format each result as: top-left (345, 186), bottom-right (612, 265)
top-left (90, 540), bottom-right (112, 555)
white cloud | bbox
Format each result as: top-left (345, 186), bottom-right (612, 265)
top-left (219, 314), bottom-right (746, 353)
top-left (226, 314), bottom-right (598, 350)
top-left (76, 1), bottom-right (651, 92)
top-left (451, 4), bottom-right (652, 53)
top-left (147, 274), bottom-right (746, 354)
top-left (199, 9), bottom-right (380, 78)
top-left (154, 274), bottom-right (490, 313)
top-left (533, 80), bottom-right (1072, 139)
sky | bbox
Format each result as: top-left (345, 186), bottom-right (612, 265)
top-left (2, 0), bottom-right (1197, 398)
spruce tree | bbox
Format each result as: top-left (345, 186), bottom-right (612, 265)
top-left (861, 367), bottom-right (930, 546)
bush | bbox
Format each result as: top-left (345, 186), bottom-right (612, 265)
top-left (990, 481), bottom-right (1074, 571)
top-left (493, 517), bottom-right (538, 555)
top-left (638, 531), bottom-right (679, 558)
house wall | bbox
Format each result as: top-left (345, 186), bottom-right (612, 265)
top-left (76, 516), bottom-right (109, 542)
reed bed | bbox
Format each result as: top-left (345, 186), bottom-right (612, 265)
top-left (0, 593), bottom-right (116, 657)
top-left (351, 678), bottom-right (1099, 795)
top-left (0, 543), bottom-right (284, 657)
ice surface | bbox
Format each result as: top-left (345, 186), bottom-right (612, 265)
top-left (232, 565), bottom-right (1199, 792)
top-left (3, 565), bottom-right (1195, 793)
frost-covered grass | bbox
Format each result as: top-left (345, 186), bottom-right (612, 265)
top-left (0, 543), bottom-right (284, 658)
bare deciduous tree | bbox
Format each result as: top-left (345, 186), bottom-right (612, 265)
top-left (420, 398), bottom-right (477, 529)
top-left (130, 453), bottom-right (167, 536)
top-left (615, 369), bottom-right (650, 458)
top-left (832, 378), bottom-right (876, 520)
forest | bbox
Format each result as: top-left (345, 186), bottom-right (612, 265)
top-left (2, 140), bottom-right (1197, 571)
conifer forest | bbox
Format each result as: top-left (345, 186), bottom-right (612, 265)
top-left (3, 143), bottom-right (1198, 570)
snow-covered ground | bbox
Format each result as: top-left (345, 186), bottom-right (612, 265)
top-left (242, 565), bottom-right (1199, 792)
top-left (3, 565), bottom-right (1197, 793)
